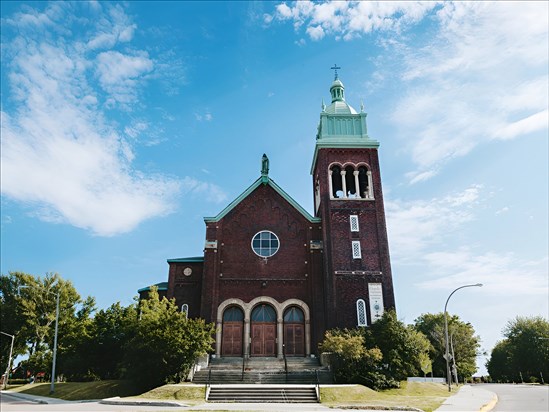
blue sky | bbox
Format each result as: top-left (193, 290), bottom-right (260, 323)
top-left (1, 1), bottom-right (547, 375)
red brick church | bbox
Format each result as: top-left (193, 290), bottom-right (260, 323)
top-left (139, 73), bottom-right (396, 359)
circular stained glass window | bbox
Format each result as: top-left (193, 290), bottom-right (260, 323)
top-left (251, 231), bottom-right (279, 258)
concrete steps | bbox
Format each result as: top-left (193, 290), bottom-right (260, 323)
top-left (192, 356), bottom-right (333, 385)
top-left (207, 385), bottom-right (318, 403)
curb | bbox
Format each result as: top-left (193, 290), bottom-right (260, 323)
top-left (479, 394), bottom-right (498, 412)
top-left (100, 396), bottom-right (188, 407)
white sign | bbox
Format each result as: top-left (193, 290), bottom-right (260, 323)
top-left (368, 283), bottom-right (384, 323)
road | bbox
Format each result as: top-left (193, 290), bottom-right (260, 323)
top-left (479, 383), bottom-right (549, 411)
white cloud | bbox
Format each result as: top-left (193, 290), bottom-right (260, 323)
top-left (418, 250), bottom-right (548, 297)
top-left (386, 184), bottom-right (482, 259)
top-left (270, 1), bottom-right (438, 39)
top-left (181, 177), bottom-right (228, 204)
top-left (87, 4), bottom-right (137, 49)
top-left (0, 3), bottom-right (186, 236)
top-left (194, 112), bottom-right (213, 122)
top-left (393, 2), bottom-right (548, 181)
top-left (96, 51), bottom-right (153, 106)
top-left (269, 2), bottom-right (548, 184)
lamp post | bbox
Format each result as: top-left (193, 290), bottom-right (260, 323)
top-left (444, 283), bottom-right (482, 392)
top-left (1, 331), bottom-right (15, 389)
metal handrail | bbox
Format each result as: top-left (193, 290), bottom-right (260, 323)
top-left (241, 356), bottom-right (246, 381)
top-left (282, 344), bottom-right (288, 382)
top-left (205, 368), bottom-right (212, 400)
top-left (315, 369), bottom-right (321, 402)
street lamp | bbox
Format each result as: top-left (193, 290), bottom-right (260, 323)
top-left (1, 331), bottom-right (15, 389)
top-left (444, 283), bottom-right (482, 392)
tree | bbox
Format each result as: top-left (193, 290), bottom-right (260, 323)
top-left (487, 316), bottom-right (549, 383)
top-left (318, 310), bottom-right (432, 389)
top-left (318, 328), bottom-right (388, 389)
top-left (123, 288), bottom-right (215, 390)
top-left (0, 271), bottom-right (96, 380)
top-left (414, 313), bottom-right (481, 380)
top-left (365, 310), bottom-right (432, 381)
top-left (59, 302), bottom-right (138, 381)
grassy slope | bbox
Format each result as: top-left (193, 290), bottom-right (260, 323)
top-left (321, 382), bottom-right (451, 412)
top-left (11, 380), bottom-right (140, 400)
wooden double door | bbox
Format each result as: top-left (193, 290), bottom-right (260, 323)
top-left (251, 323), bottom-right (276, 356)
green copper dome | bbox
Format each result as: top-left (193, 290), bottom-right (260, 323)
top-left (327, 78), bottom-right (357, 114)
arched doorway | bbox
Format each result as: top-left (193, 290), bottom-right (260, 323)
top-left (251, 304), bottom-right (276, 357)
top-left (283, 306), bottom-right (305, 356)
top-left (221, 306), bottom-right (244, 356)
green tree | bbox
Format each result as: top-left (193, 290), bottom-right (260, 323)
top-left (0, 271), bottom-right (95, 380)
top-left (59, 302), bottom-right (137, 381)
top-left (123, 288), bottom-right (214, 390)
top-left (414, 312), bottom-right (481, 380)
top-left (318, 328), bottom-right (389, 389)
top-left (487, 316), bottom-right (549, 383)
top-left (365, 310), bottom-right (432, 381)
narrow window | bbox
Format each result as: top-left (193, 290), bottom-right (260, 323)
top-left (352, 240), bottom-right (362, 259)
top-left (350, 215), bottom-right (359, 232)
top-left (181, 304), bottom-right (189, 318)
top-left (345, 165), bottom-right (356, 197)
top-left (358, 166), bottom-right (369, 199)
top-left (330, 165), bottom-right (343, 198)
top-left (356, 299), bottom-right (367, 327)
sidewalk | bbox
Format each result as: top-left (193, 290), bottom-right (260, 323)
top-left (434, 384), bottom-right (498, 412)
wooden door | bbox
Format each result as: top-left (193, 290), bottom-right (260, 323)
top-left (251, 323), bottom-right (276, 356)
top-left (284, 324), bottom-right (304, 356)
top-left (222, 322), bottom-right (243, 356)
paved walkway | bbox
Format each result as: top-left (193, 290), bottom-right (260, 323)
top-left (2, 384), bottom-right (498, 412)
top-left (435, 385), bottom-right (498, 412)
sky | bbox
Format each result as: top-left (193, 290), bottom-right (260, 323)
top-left (1, 1), bottom-right (547, 376)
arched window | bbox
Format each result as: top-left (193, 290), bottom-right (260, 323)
top-left (223, 306), bottom-right (244, 321)
top-left (181, 304), bottom-right (189, 318)
top-left (251, 304), bottom-right (276, 322)
top-left (330, 165), bottom-right (343, 198)
top-left (356, 299), bottom-right (367, 327)
top-left (358, 166), bottom-right (369, 198)
top-left (345, 165), bottom-right (356, 197)
top-left (283, 307), bottom-right (304, 322)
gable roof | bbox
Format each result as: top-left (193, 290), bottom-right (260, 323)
top-left (204, 175), bottom-right (321, 224)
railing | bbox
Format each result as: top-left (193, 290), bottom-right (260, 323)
top-left (241, 356), bottom-right (246, 381)
top-left (315, 369), bottom-right (321, 402)
top-left (283, 344), bottom-right (288, 382)
top-left (205, 369), bottom-right (212, 400)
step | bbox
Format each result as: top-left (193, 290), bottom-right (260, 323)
top-left (207, 385), bottom-right (318, 403)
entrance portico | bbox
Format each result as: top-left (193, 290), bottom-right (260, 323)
top-left (216, 296), bottom-right (311, 358)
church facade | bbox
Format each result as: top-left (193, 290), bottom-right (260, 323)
top-left (139, 74), bottom-right (396, 359)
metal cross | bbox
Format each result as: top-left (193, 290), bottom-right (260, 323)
top-left (330, 64), bottom-right (341, 80)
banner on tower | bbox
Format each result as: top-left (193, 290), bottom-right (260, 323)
top-left (368, 283), bottom-right (384, 323)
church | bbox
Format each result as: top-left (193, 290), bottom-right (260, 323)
top-left (139, 72), bottom-right (396, 359)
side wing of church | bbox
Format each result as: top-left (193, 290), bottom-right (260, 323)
top-left (139, 74), bottom-right (396, 358)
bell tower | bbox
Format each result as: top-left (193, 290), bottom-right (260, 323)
top-left (311, 69), bottom-right (395, 330)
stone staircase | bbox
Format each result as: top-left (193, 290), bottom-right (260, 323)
top-left (207, 385), bottom-right (318, 403)
top-left (193, 356), bottom-right (333, 385)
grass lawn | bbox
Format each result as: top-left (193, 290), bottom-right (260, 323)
top-left (10, 380), bottom-right (140, 400)
top-left (321, 381), bottom-right (453, 412)
top-left (131, 383), bottom-right (206, 405)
